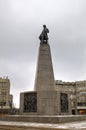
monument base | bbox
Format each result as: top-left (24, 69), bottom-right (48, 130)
top-left (0, 115), bottom-right (86, 124)
top-left (20, 91), bottom-right (71, 115)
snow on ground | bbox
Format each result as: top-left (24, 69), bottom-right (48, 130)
top-left (0, 121), bottom-right (86, 129)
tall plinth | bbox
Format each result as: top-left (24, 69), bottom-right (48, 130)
top-left (34, 43), bottom-right (55, 91)
top-left (33, 43), bottom-right (60, 115)
top-left (20, 43), bottom-right (60, 115)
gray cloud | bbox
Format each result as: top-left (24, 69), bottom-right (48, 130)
top-left (0, 0), bottom-right (86, 107)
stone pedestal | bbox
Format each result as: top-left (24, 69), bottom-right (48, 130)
top-left (37, 91), bottom-right (60, 115)
top-left (20, 91), bottom-right (60, 115)
top-left (34, 44), bottom-right (55, 91)
top-left (20, 43), bottom-right (70, 115)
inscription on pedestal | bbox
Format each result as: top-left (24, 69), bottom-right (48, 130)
top-left (24, 92), bottom-right (37, 112)
top-left (60, 93), bottom-right (68, 113)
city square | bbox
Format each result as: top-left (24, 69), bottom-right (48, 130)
top-left (0, 0), bottom-right (86, 129)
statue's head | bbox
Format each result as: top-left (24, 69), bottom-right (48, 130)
top-left (43, 25), bottom-right (46, 28)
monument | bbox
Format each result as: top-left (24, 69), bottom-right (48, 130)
top-left (20, 25), bottom-right (69, 115)
top-left (1, 25), bottom-right (86, 126)
top-left (0, 25), bottom-right (86, 130)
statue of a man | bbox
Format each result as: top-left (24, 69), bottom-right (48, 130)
top-left (39, 25), bottom-right (49, 44)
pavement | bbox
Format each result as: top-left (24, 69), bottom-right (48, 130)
top-left (0, 120), bottom-right (86, 130)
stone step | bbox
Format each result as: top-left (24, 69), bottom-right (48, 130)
top-left (0, 125), bottom-right (64, 130)
top-left (0, 115), bottom-right (86, 124)
top-left (0, 121), bottom-right (66, 130)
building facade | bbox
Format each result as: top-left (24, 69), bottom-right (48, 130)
top-left (76, 81), bottom-right (86, 115)
top-left (0, 77), bottom-right (12, 110)
top-left (55, 80), bottom-right (86, 115)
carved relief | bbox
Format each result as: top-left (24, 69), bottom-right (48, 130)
top-left (60, 93), bottom-right (68, 113)
top-left (24, 92), bottom-right (37, 112)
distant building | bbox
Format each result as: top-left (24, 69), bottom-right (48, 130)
top-left (55, 80), bottom-right (86, 115)
top-left (0, 77), bottom-right (13, 110)
top-left (76, 81), bottom-right (86, 115)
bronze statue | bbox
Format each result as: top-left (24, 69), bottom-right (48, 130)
top-left (39, 25), bottom-right (49, 44)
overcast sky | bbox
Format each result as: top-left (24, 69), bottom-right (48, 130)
top-left (0, 0), bottom-right (86, 108)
